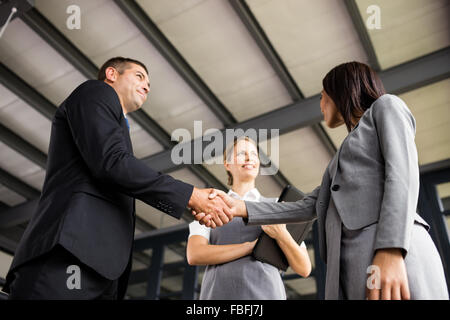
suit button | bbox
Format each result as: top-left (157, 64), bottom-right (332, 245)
top-left (332, 184), bottom-right (340, 191)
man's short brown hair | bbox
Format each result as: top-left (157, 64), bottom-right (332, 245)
top-left (97, 57), bottom-right (148, 81)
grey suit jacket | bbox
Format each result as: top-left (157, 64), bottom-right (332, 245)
top-left (245, 94), bottom-right (430, 263)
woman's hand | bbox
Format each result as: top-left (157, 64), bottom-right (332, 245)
top-left (247, 239), bottom-right (258, 252)
top-left (263, 224), bottom-right (312, 277)
top-left (261, 224), bottom-right (289, 241)
top-left (191, 189), bottom-right (239, 228)
top-left (366, 248), bottom-right (410, 300)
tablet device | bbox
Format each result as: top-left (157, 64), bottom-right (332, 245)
top-left (251, 185), bottom-right (315, 271)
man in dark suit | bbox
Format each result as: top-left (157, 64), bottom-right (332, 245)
top-left (2, 57), bottom-right (231, 299)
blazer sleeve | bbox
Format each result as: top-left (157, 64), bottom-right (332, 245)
top-left (371, 95), bottom-right (419, 256)
top-left (65, 82), bottom-right (193, 219)
top-left (245, 186), bottom-right (320, 225)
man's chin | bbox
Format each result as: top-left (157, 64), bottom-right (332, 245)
top-left (130, 103), bottom-right (144, 113)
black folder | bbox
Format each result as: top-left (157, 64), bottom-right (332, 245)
top-left (251, 185), bottom-right (315, 271)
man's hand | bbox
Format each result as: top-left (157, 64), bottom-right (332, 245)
top-left (188, 188), bottom-right (233, 228)
top-left (366, 248), bottom-right (410, 300)
top-left (191, 189), bottom-right (247, 228)
top-left (209, 189), bottom-right (247, 219)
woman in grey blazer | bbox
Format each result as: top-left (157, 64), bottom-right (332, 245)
top-left (196, 62), bottom-right (449, 300)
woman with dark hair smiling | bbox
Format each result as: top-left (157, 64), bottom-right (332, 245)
top-left (197, 62), bottom-right (449, 300)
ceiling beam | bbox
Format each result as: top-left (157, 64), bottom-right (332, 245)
top-left (115, 0), bottom-right (290, 187)
top-left (20, 7), bottom-right (175, 149)
top-left (141, 46), bottom-right (450, 173)
top-left (419, 158), bottom-right (450, 176)
top-left (344, 0), bottom-right (381, 71)
top-left (380, 46), bottom-right (450, 94)
top-left (133, 223), bottom-right (189, 251)
top-left (12, 8), bottom-right (226, 190)
top-left (229, 0), bottom-right (302, 100)
top-left (0, 168), bottom-right (40, 200)
top-left (20, 8), bottom-right (98, 80)
top-left (0, 122), bottom-right (47, 169)
top-left (0, 62), bottom-right (55, 120)
top-left (229, 0), bottom-right (337, 158)
top-left (114, 0), bottom-right (237, 126)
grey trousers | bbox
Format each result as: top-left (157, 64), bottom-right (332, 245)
top-left (325, 198), bottom-right (448, 300)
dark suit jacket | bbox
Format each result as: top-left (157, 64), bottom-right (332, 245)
top-left (4, 80), bottom-right (194, 299)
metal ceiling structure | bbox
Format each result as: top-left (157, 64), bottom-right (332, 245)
top-left (0, 0), bottom-right (449, 299)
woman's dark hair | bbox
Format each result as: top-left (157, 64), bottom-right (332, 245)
top-left (322, 61), bottom-right (386, 132)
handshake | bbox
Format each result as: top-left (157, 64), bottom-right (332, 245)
top-left (187, 187), bottom-right (247, 228)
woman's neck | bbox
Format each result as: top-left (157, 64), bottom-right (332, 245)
top-left (231, 180), bottom-right (255, 198)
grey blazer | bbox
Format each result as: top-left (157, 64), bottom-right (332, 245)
top-left (245, 94), bottom-right (430, 263)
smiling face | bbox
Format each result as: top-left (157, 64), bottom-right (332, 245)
top-left (224, 139), bottom-right (260, 185)
top-left (104, 63), bottom-right (150, 114)
top-left (319, 89), bottom-right (345, 129)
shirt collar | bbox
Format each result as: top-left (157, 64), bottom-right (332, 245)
top-left (227, 188), bottom-right (261, 202)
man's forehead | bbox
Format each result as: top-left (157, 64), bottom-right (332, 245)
top-left (128, 64), bottom-right (147, 75)
top-left (127, 63), bottom-right (150, 85)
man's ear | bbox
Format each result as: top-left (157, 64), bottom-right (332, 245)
top-left (104, 67), bottom-right (118, 83)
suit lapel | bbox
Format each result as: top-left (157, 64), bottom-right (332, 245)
top-left (329, 147), bottom-right (341, 182)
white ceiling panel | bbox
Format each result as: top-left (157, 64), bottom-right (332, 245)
top-left (276, 127), bottom-right (332, 193)
top-left (0, 142), bottom-right (45, 191)
top-left (0, 84), bottom-right (18, 108)
top-left (126, 117), bottom-right (164, 158)
top-left (137, 0), bottom-right (292, 121)
top-left (0, 184), bottom-right (26, 207)
top-left (356, 0), bottom-right (450, 70)
top-left (35, 0), bottom-right (224, 141)
top-left (247, 0), bottom-right (369, 97)
top-left (37, 71), bottom-right (87, 107)
top-left (399, 79), bottom-right (450, 165)
top-left (0, 11), bottom-right (162, 160)
top-left (0, 19), bottom-right (87, 107)
top-left (0, 86), bottom-right (51, 154)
